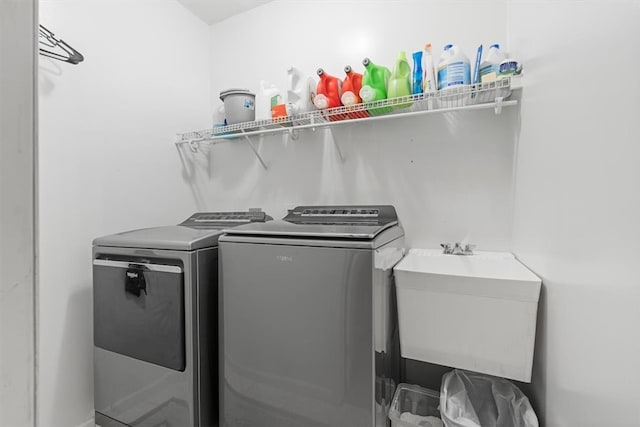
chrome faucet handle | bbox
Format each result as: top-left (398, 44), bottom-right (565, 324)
top-left (452, 242), bottom-right (464, 255)
top-left (462, 244), bottom-right (476, 255)
top-left (440, 243), bottom-right (454, 255)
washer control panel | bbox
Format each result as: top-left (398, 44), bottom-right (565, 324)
top-left (284, 205), bottom-right (397, 225)
top-left (180, 209), bottom-right (271, 228)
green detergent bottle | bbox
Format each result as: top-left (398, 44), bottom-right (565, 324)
top-left (359, 57), bottom-right (392, 115)
top-left (387, 51), bottom-right (413, 109)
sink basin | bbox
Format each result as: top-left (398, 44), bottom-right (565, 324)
top-left (393, 249), bottom-right (541, 382)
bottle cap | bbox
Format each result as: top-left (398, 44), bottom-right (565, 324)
top-left (344, 65), bottom-right (352, 73)
top-left (362, 57), bottom-right (370, 66)
top-left (317, 68), bottom-right (324, 76)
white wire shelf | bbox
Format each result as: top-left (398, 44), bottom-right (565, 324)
top-left (177, 77), bottom-right (518, 146)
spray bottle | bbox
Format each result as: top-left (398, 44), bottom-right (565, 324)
top-left (423, 43), bottom-right (437, 93)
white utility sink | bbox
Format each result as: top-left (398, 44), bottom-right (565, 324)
top-left (393, 249), bottom-right (541, 382)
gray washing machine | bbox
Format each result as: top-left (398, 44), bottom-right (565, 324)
top-left (219, 205), bottom-right (405, 427)
top-left (93, 210), bottom-right (271, 427)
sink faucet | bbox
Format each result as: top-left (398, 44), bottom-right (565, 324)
top-left (441, 242), bottom-right (476, 255)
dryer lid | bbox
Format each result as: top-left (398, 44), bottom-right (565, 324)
top-left (93, 210), bottom-right (272, 250)
top-left (223, 205), bottom-right (399, 240)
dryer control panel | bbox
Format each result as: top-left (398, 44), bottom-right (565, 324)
top-left (284, 205), bottom-right (398, 226)
top-left (180, 209), bottom-right (271, 228)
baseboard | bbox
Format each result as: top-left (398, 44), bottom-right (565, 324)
top-left (76, 415), bottom-right (95, 427)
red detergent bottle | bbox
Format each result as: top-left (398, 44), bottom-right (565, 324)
top-left (341, 65), bottom-right (368, 119)
top-left (314, 68), bottom-right (344, 121)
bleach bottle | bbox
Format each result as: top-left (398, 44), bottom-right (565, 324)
top-left (479, 44), bottom-right (507, 83)
top-left (359, 57), bottom-right (392, 115)
top-left (387, 51), bottom-right (412, 109)
top-left (437, 44), bottom-right (471, 90)
top-left (286, 66), bottom-right (315, 116)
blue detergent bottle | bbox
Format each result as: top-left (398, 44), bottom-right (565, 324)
top-left (412, 51), bottom-right (423, 95)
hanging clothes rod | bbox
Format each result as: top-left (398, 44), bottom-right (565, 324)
top-left (39, 24), bottom-right (84, 65)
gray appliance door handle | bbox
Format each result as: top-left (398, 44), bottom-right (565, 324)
top-left (93, 259), bottom-right (183, 274)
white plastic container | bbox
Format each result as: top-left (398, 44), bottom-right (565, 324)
top-left (437, 44), bottom-right (470, 90)
top-left (219, 89), bottom-right (255, 124)
top-left (479, 44), bottom-right (507, 83)
top-left (393, 249), bottom-right (542, 382)
top-left (286, 65), bottom-right (315, 116)
top-left (388, 383), bottom-right (443, 427)
top-left (255, 80), bottom-right (280, 121)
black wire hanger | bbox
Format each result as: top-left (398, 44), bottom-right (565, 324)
top-left (39, 25), bottom-right (84, 65)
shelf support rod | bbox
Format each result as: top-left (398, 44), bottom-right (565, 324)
top-left (241, 132), bottom-right (268, 170)
top-left (175, 141), bottom-right (194, 178)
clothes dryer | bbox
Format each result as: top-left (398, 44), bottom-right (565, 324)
top-left (219, 205), bottom-right (405, 427)
top-left (93, 210), bottom-right (271, 427)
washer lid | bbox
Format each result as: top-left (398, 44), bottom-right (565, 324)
top-left (223, 205), bottom-right (399, 240)
top-left (93, 210), bottom-right (272, 250)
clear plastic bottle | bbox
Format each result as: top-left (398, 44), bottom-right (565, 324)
top-left (423, 43), bottom-right (437, 93)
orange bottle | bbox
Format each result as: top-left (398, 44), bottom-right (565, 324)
top-left (341, 65), bottom-right (368, 119)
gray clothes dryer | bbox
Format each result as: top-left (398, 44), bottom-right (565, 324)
top-left (93, 211), bottom-right (271, 427)
top-left (219, 205), bottom-right (405, 427)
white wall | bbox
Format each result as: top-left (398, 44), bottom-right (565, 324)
top-left (509, 1), bottom-right (640, 425)
top-left (0, 1), bottom-right (37, 425)
top-left (38, 1), bottom-right (211, 425)
top-left (201, 0), bottom-right (516, 250)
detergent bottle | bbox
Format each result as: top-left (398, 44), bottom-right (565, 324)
top-left (341, 65), bottom-right (368, 119)
top-left (341, 65), bottom-right (364, 106)
top-left (387, 51), bottom-right (412, 109)
top-left (437, 44), bottom-right (471, 90)
top-left (479, 44), bottom-right (507, 83)
top-left (423, 43), bottom-right (437, 93)
top-left (314, 68), bottom-right (342, 110)
top-left (359, 57), bottom-right (391, 115)
top-left (286, 66), bottom-right (315, 116)
top-left (255, 80), bottom-right (281, 121)
top-left (412, 51), bottom-right (423, 95)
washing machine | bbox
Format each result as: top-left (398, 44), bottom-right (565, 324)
top-left (93, 210), bottom-right (271, 427)
top-left (219, 205), bottom-right (405, 427)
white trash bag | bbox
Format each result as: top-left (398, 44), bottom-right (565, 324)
top-left (440, 370), bottom-right (538, 427)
